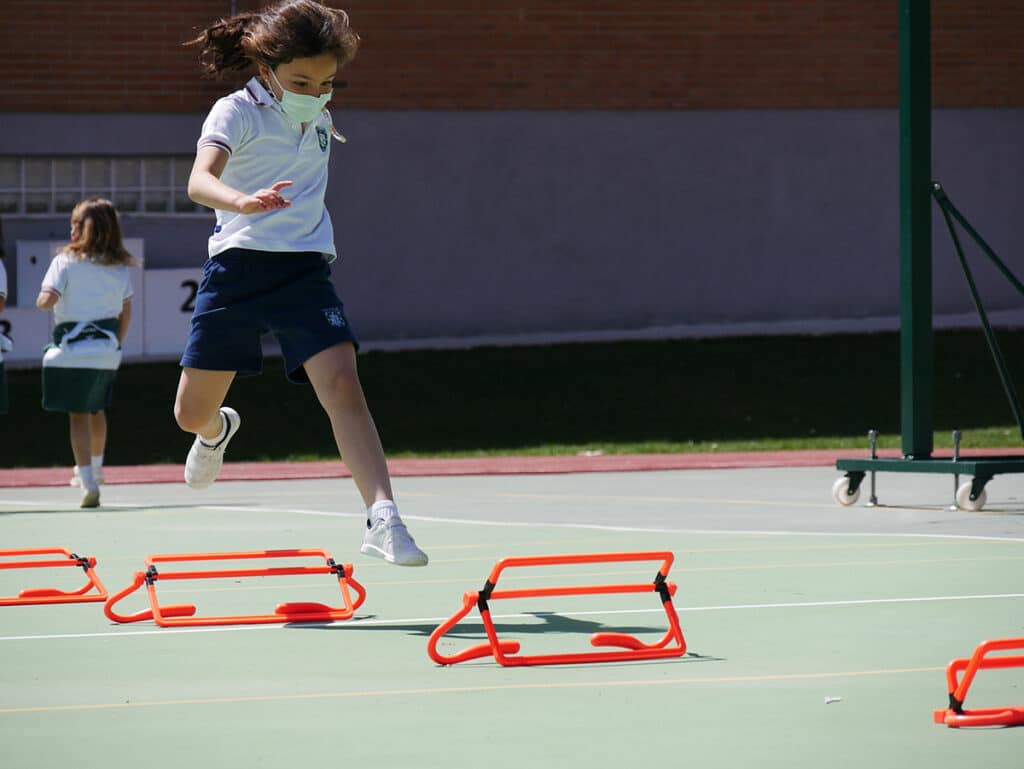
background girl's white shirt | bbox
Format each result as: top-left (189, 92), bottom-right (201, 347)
top-left (197, 77), bottom-right (337, 261)
top-left (41, 252), bottom-right (134, 326)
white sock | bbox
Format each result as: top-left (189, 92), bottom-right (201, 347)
top-left (368, 499), bottom-right (399, 524)
top-left (78, 465), bottom-right (96, 489)
top-left (199, 412), bottom-right (226, 447)
top-left (91, 455), bottom-right (103, 472)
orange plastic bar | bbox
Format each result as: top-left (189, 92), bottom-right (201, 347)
top-left (933, 638), bottom-right (1024, 727)
top-left (0, 547), bottom-right (107, 606)
top-left (428, 551), bottom-right (686, 666)
top-left (104, 548), bottom-right (366, 627)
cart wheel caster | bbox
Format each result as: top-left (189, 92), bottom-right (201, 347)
top-left (956, 481), bottom-right (987, 512)
top-left (832, 476), bottom-right (860, 506)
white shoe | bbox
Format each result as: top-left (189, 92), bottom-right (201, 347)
top-left (70, 467), bottom-right (104, 486)
top-left (360, 516), bottom-right (429, 566)
top-left (80, 484), bottom-right (100, 508)
top-left (184, 407), bottom-right (241, 490)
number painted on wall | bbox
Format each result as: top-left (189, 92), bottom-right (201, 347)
top-left (180, 280), bottom-right (199, 313)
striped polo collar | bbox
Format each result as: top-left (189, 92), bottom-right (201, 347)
top-left (244, 76), bottom-right (279, 109)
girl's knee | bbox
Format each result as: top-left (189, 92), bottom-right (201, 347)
top-left (174, 399), bottom-right (211, 434)
top-left (316, 367), bottom-right (366, 411)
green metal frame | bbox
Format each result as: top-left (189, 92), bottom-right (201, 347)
top-left (838, 456), bottom-right (1024, 504)
top-left (899, 0), bottom-right (933, 458)
top-left (932, 183), bottom-right (1024, 440)
top-left (834, 0), bottom-right (1024, 505)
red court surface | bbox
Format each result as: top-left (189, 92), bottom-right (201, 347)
top-left (3, 447), bottom-right (1020, 488)
top-left (0, 448), bottom-right (900, 487)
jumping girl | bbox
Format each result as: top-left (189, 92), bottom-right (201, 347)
top-left (179, 0), bottom-right (427, 566)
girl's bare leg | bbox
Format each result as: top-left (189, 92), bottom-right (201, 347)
top-left (68, 413), bottom-right (92, 468)
top-left (69, 413), bottom-right (99, 507)
top-left (303, 343), bottom-right (392, 508)
top-left (174, 367), bottom-right (237, 438)
top-left (88, 411), bottom-right (106, 457)
top-left (175, 367), bottom-right (239, 489)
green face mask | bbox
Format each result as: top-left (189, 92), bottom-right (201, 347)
top-left (269, 68), bottom-right (332, 124)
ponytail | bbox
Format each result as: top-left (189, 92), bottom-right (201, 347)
top-left (186, 13), bottom-right (261, 79)
top-left (186, 1), bottom-right (360, 79)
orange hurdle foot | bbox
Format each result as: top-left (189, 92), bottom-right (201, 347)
top-left (0, 548), bottom-right (107, 606)
top-left (933, 638), bottom-right (1024, 728)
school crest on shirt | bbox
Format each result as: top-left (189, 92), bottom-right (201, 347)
top-left (316, 126), bottom-right (329, 152)
top-left (323, 306), bottom-right (346, 327)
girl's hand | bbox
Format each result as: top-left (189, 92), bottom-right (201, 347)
top-left (234, 180), bottom-right (294, 214)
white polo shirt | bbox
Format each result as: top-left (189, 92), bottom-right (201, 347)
top-left (198, 77), bottom-right (337, 260)
top-left (41, 252), bottom-right (134, 326)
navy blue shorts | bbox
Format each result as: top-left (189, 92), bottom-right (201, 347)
top-left (180, 249), bottom-right (358, 384)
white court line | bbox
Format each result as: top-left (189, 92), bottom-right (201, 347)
top-left (207, 504), bottom-right (362, 518)
top-left (0, 499), bottom-right (286, 512)
top-left (206, 505), bottom-right (1024, 544)
top-left (5, 498), bottom-right (1022, 542)
top-left (0, 499), bottom-right (87, 508)
top-left (1, 591), bottom-right (1020, 643)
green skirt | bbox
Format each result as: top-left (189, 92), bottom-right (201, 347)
top-left (41, 318), bottom-right (121, 414)
top-left (42, 366), bottom-right (116, 413)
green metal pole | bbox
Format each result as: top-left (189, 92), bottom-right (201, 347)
top-left (899, 0), bottom-right (933, 458)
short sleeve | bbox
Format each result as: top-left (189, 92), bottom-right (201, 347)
top-left (0, 260), bottom-right (7, 297)
top-left (197, 97), bottom-right (251, 158)
top-left (40, 253), bottom-right (69, 296)
top-left (123, 271), bottom-right (135, 302)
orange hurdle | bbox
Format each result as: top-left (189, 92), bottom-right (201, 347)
top-left (104, 548), bottom-right (366, 627)
top-left (428, 551), bottom-right (686, 666)
top-left (0, 547), bottom-right (108, 606)
top-left (933, 638), bottom-right (1024, 728)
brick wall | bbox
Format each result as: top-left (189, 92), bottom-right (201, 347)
top-left (1, 1), bottom-right (1021, 112)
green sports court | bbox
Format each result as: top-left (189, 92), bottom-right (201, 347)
top-left (2, 461), bottom-right (1021, 768)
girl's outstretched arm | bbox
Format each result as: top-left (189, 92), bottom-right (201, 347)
top-left (187, 145), bottom-right (292, 215)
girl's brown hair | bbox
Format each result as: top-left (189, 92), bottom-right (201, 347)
top-left (187, 0), bottom-right (360, 79)
top-left (68, 199), bottom-right (135, 267)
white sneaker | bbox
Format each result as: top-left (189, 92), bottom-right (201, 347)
top-left (360, 516), bottom-right (429, 566)
top-left (80, 484), bottom-right (100, 509)
top-left (184, 407), bottom-right (241, 490)
top-left (70, 467), bottom-right (105, 486)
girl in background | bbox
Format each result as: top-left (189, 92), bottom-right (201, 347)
top-left (179, 1), bottom-right (427, 565)
top-left (37, 199), bottom-right (134, 508)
